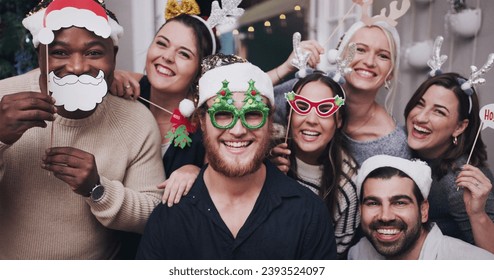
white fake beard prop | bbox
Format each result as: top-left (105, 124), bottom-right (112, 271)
top-left (49, 70), bottom-right (108, 112)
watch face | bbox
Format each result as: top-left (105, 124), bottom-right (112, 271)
top-left (91, 185), bottom-right (105, 201)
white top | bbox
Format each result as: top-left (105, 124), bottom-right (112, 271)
top-left (294, 158), bottom-right (321, 195)
top-left (294, 156), bottom-right (359, 256)
top-left (348, 223), bottom-right (494, 260)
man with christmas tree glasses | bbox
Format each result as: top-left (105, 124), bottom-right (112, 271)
top-left (137, 54), bottom-right (337, 259)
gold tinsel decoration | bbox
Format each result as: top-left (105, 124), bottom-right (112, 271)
top-left (165, 0), bottom-right (201, 21)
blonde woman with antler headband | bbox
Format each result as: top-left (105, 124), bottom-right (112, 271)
top-left (329, 0), bottom-right (412, 166)
top-left (272, 0), bottom-right (412, 166)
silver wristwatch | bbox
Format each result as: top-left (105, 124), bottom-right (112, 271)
top-left (89, 184), bottom-right (105, 202)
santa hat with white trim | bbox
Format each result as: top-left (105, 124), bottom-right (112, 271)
top-left (197, 54), bottom-right (274, 108)
top-left (22, 0), bottom-right (123, 47)
top-left (356, 155), bottom-right (432, 200)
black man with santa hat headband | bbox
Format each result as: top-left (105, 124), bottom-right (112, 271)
top-left (0, 0), bottom-right (165, 259)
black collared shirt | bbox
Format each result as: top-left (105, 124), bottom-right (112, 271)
top-left (136, 160), bottom-right (337, 260)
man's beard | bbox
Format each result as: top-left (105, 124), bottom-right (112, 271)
top-left (364, 217), bottom-right (422, 258)
top-left (49, 70), bottom-right (108, 112)
top-left (203, 123), bottom-right (271, 177)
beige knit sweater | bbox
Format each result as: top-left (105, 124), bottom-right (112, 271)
top-left (0, 69), bottom-right (165, 259)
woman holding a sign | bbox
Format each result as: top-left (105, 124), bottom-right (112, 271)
top-left (404, 71), bottom-right (494, 254)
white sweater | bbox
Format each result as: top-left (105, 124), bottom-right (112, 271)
top-left (0, 69), bottom-right (165, 259)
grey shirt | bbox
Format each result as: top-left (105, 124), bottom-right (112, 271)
top-left (426, 155), bottom-right (494, 244)
top-left (343, 125), bottom-right (412, 166)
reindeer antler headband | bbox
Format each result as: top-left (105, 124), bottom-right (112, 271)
top-left (427, 36), bottom-right (448, 78)
top-left (165, 0), bottom-right (244, 54)
top-left (291, 32), bottom-right (356, 87)
top-left (461, 54), bottom-right (494, 93)
top-left (328, 0), bottom-right (410, 67)
top-left (358, 0), bottom-right (411, 27)
top-left (426, 36), bottom-right (494, 114)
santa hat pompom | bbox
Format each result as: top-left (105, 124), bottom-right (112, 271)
top-left (179, 99), bottom-right (195, 118)
top-left (38, 27), bottom-right (55, 45)
top-left (327, 48), bottom-right (339, 65)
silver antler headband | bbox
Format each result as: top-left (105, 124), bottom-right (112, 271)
top-left (461, 53), bottom-right (494, 114)
top-left (208, 0), bottom-right (244, 27)
top-left (427, 36), bottom-right (448, 77)
top-left (205, 0), bottom-right (244, 54)
top-left (331, 42), bottom-right (356, 85)
top-left (291, 32), bottom-right (356, 87)
top-left (167, 0), bottom-right (244, 54)
top-left (290, 32), bottom-right (311, 78)
top-left (290, 32), bottom-right (355, 90)
top-left (461, 54), bottom-right (494, 92)
top-left (426, 36), bottom-right (494, 114)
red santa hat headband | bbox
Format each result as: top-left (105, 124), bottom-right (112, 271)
top-left (23, 0), bottom-right (123, 47)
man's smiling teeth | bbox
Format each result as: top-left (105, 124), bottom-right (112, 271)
top-left (356, 70), bottom-right (375, 78)
top-left (302, 130), bottom-right (320, 136)
top-left (157, 65), bottom-right (174, 76)
top-left (414, 124), bottom-right (431, 134)
top-left (377, 228), bottom-right (400, 235)
top-left (224, 141), bottom-right (250, 148)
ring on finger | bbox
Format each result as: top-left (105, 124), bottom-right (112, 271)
top-left (125, 84), bottom-right (131, 89)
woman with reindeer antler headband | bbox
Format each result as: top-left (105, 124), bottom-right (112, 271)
top-left (109, 0), bottom-right (244, 207)
top-left (404, 36), bottom-right (494, 253)
top-left (273, 0), bottom-right (412, 166)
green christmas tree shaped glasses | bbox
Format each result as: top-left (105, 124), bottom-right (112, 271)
top-left (208, 79), bottom-right (270, 130)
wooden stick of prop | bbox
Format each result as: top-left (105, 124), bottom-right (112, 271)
top-left (138, 96), bottom-right (174, 115)
top-left (284, 108), bottom-right (293, 144)
top-left (45, 44), bottom-right (54, 176)
top-left (466, 121), bottom-right (483, 165)
top-left (45, 45), bottom-right (55, 150)
top-left (457, 122), bottom-right (484, 191)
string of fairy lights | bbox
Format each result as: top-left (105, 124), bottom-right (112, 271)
top-left (232, 4), bottom-right (304, 39)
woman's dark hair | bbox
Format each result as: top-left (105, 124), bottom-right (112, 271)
top-left (404, 72), bottom-right (486, 178)
top-left (158, 14), bottom-right (217, 97)
top-left (286, 71), bottom-right (356, 217)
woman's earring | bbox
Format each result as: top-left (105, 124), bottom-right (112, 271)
top-left (384, 80), bottom-right (391, 90)
top-left (453, 136), bottom-right (458, 146)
